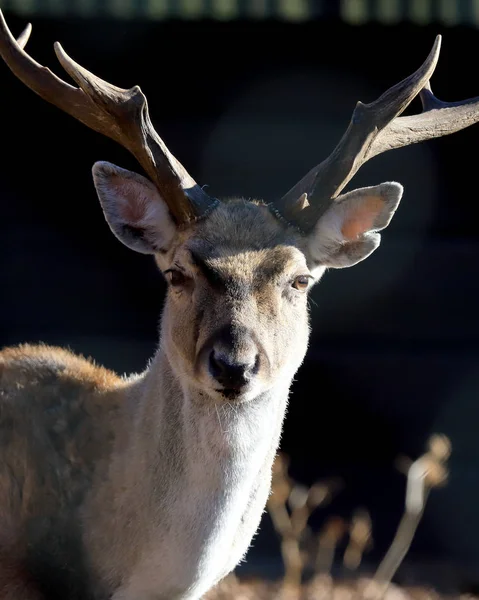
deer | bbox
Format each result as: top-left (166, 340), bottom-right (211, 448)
top-left (1, 11), bottom-right (479, 600)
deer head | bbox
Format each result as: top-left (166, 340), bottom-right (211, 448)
top-left (2, 13), bottom-right (479, 402)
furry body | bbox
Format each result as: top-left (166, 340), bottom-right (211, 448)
top-left (0, 341), bottom-right (287, 599)
top-left (0, 200), bottom-right (312, 599)
top-left (0, 137), bottom-right (402, 600)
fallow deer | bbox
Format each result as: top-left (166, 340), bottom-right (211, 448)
top-left (1, 12), bottom-right (478, 600)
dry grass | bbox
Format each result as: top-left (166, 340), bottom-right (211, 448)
top-left (205, 573), bottom-right (471, 600)
top-left (205, 435), bottom-right (476, 600)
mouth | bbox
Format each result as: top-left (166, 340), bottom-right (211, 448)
top-left (215, 387), bottom-right (243, 400)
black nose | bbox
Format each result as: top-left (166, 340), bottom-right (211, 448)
top-left (209, 350), bottom-right (259, 391)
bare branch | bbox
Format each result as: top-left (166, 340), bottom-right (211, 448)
top-left (366, 434), bottom-right (451, 600)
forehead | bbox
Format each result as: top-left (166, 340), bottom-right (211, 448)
top-left (181, 199), bottom-right (306, 275)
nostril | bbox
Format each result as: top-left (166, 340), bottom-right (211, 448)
top-left (208, 350), bottom-right (224, 380)
top-left (208, 350), bottom-right (257, 390)
top-left (250, 354), bottom-right (260, 376)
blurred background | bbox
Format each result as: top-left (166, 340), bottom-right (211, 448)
top-left (1, 0), bottom-right (479, 593)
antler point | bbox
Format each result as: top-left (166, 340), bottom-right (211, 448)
top-left (53, 41), bottom-right (65, 60)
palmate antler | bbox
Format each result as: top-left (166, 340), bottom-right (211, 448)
top-left (0, 10), bottom-right (215, 226)
top-left (276, 35), bottom-right (479, 232)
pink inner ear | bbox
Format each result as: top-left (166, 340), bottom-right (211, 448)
top-left (341, 196), bottom-right (384, 241)
top-left (110, 176), bottom-right (148, 224)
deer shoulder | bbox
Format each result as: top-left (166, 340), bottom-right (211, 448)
top-left (0, 343), bottom-right (128, 599)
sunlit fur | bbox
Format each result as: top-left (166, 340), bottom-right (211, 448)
top-left (0, 159), bottom-right (401, 599)
top-left (158, 199), bottom-right (316, 403)
top-left (0, 202), bottom-right (317, 600)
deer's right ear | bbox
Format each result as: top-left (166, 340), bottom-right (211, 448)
top-left (92, 161), bottom-right (177, 255)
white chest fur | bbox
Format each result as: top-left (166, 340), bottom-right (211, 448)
top-left (112, 392), bottom-right (285, 600)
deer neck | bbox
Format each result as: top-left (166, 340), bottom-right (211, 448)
top-left (138, 345), bottom-right (289, 542)
top-left (91, 344), bottom-right (290, 598)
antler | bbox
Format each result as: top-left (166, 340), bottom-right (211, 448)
top-left (276, 35), bottom-right (479, 233)
top-left (0, 10), bottom-right (215, 225)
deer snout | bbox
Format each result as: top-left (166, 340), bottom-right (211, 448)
top-left (209, 349), bottom-right (260, 391)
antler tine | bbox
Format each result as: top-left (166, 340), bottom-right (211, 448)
top-left (0, 11), bottom-right (94, 122)
top-left (16, 23), bottom-right (31, 49)
top-left (276, 36), bottom-right (444, 232)
top-left (53, 41), bottom-right (215, 223)
top-left (368, 81), bottom-right (479, 159)
top-left (0, 10), bottom-right (215, 225)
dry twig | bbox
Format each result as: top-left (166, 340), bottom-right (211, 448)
top-left (366, 434), bottom-right (451, 599)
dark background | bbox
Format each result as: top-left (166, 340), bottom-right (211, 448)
top-left (1, 1), bottom-right (479, 592)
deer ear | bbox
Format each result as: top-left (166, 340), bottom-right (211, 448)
top-left (307, 182), bottom-right (403, 269)
top-left (92, 161), bottom-right (177, 255)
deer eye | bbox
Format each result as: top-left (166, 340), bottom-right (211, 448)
top-left (164, 269), bottom-right (187, 287)
top-left (292, 275), bottom-right (310, 291)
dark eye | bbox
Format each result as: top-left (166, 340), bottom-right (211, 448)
top-left (165, 269), bottom-right (187, 287)
top-left (292, 275), bottom-right (310, 291)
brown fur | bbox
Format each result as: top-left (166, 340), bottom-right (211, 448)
top-left (0, 167), bottom-right (403, 599)
top-left (0, 344), bottom-right (127, 599)
top-left (0, 519), bottom-right (43, 600)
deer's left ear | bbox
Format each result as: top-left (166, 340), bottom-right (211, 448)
top-left (306, 182), bottom-right (403, 268)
